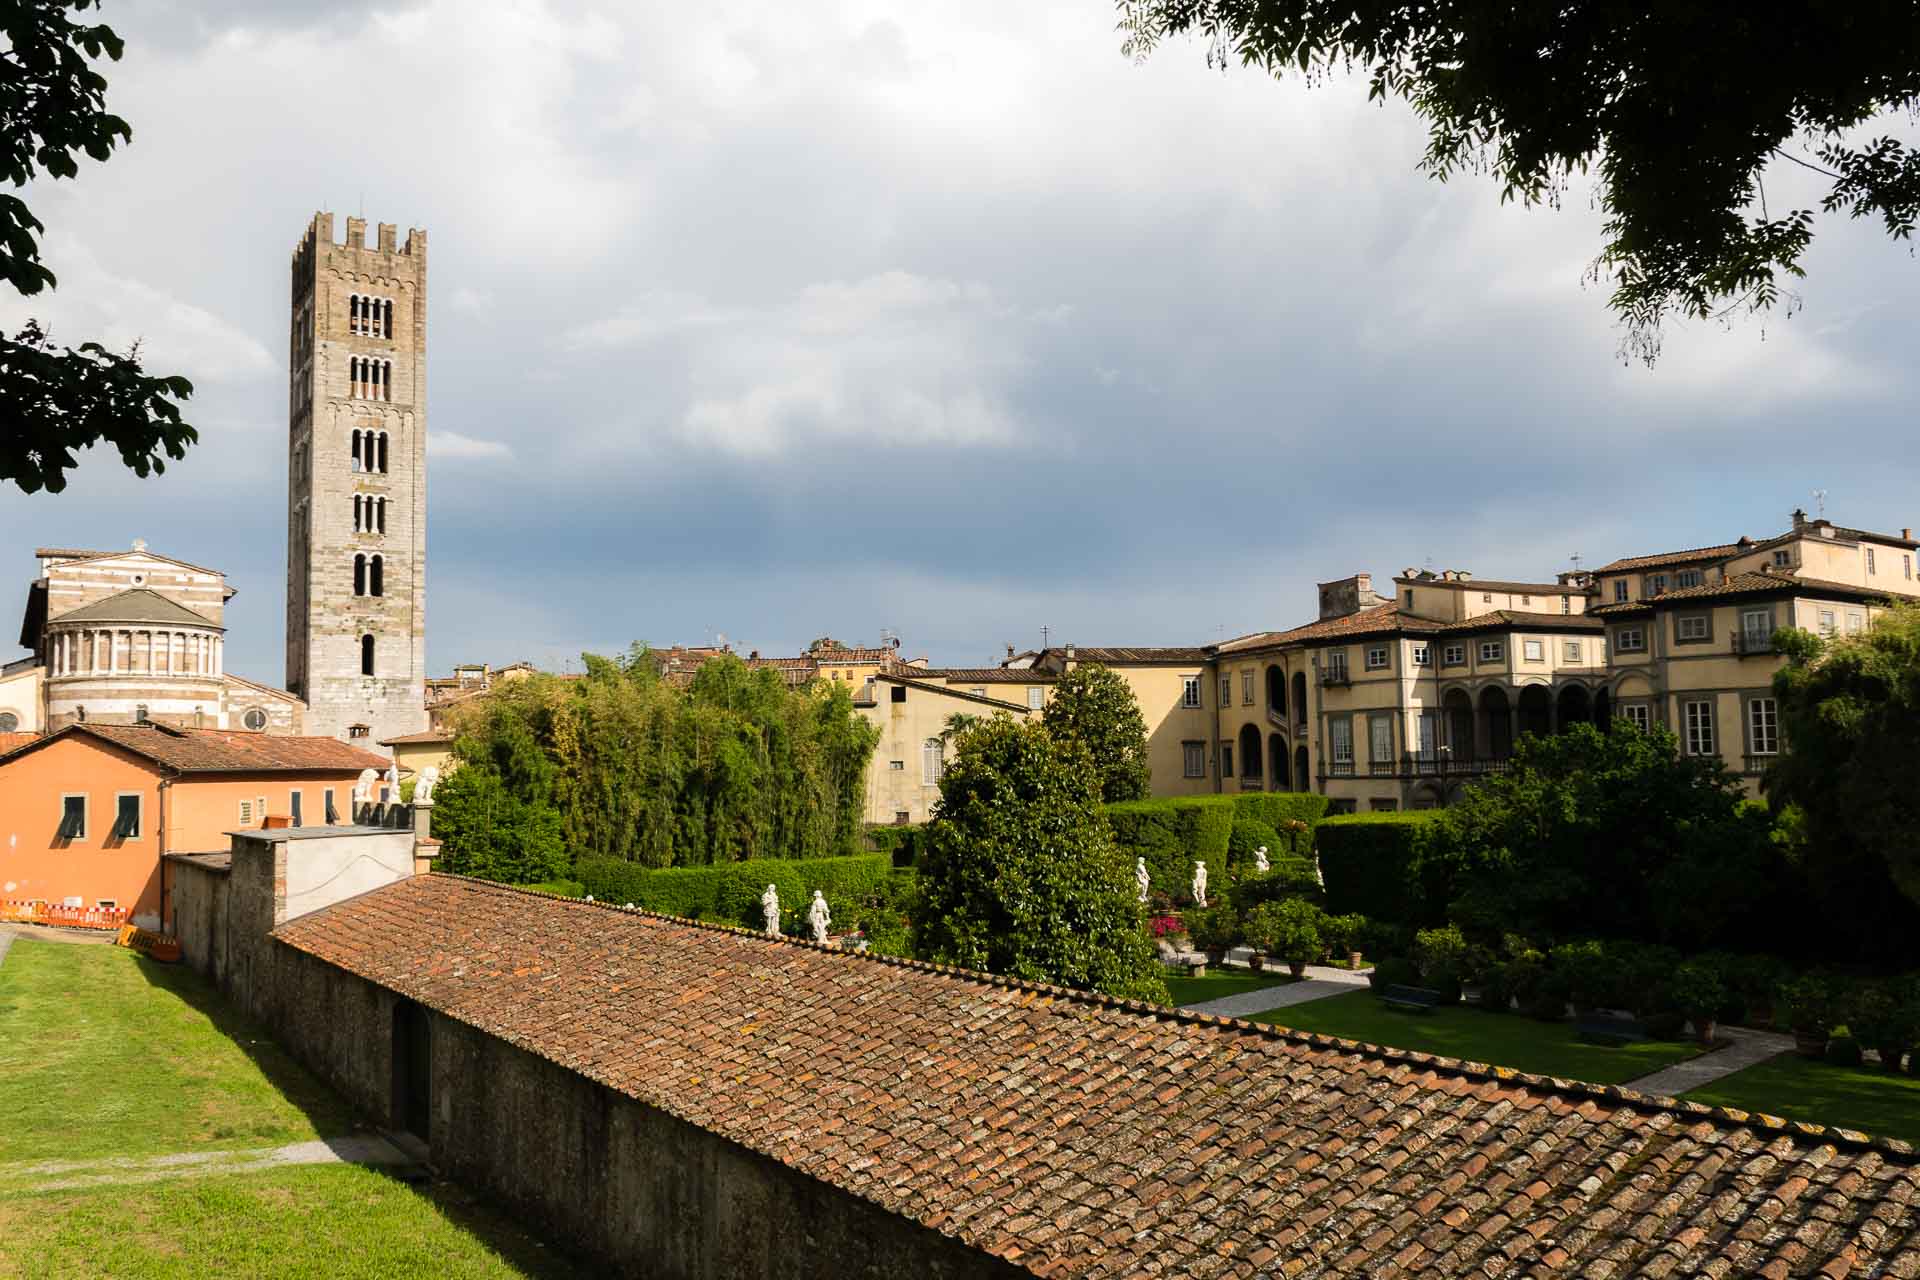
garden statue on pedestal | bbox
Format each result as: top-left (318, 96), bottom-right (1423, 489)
top-left (352, 768), bottom-right (377, 806)
top-left (1191, 860), bottom-right (1208, 908)
top-left (1253, 845), bottom-right (1270, 874)
top-left (807, 890), bottom-right (831, 944)
top-left (761, 884), bottom-right (781, 938)
top-left (414, 765), bottom-right (440, 804)
top-left (1135, 857), bottom-right (1150, 904)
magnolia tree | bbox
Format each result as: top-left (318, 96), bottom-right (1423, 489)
top-left (913, 715), bottom-right (1167, 1002)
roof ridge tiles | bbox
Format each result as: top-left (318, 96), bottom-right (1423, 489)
top-left (424, 875), bottom-right (1916, 1158)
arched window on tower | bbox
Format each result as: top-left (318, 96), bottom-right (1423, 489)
top-left (353, 553), bottom-right (367, 596)
top-left (350, 294), bottom-right (362, 335)
top-left (369, 554), bottom-right (384, 597)
top-left (383, 298), bottom-right (394, 339)
top-left (351, 429), bottom-right (363, 472)
top-left (377, 431), bottom-right (389, 474)
top-left (361, 634), bottom-right (375, 677)
top-left (352, 494), bottom-right (363, 532)
top-left (375, 496), bottom-right (387, 533)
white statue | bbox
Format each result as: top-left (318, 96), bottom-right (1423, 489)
top-left (1135, 857), bottom-right (1150, 905)
top-left (352, 768), bottom-right (377, 804)
top-left (761, 883), bottom-right (781, 937)
top-left (1313, 849), bottom-right (1325, 886)
top-left (383, 764), bottom-right (398, 797)
top-left (414, 765), bottom-right (440, 804)
top-left (1191, 860), bottom-right (1209, 908)
top-left (807, 890), bottom-right (832, 944)
top-left (1253, 844), bottom-right (1270, 874)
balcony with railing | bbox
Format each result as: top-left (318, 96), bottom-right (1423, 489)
top-left (1731, 628), bottom-right (1777, 658)
top-left (1328, 757), bottom-right (1355, 776)
top-left (1319, 667), bottom-right (1352, 688)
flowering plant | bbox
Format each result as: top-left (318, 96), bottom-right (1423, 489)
top-left (1148, 914), bottom-right (1187, 939)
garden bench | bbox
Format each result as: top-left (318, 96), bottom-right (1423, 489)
top-left (1379, 985), bottom-right (1443, 1014)
top-left (1574, 1012), bottom-right (1647, 1046)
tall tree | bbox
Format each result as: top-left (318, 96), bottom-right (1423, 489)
top-left (1768, 605), bottom-right (1920, 911)
top-left (1, 1), bottom-right (195, 494)
top-left (914, 715), bottom-right (1167, 1002)
top-left (1117, 2), bottom-right (1920, 361)
top-left (1041, 662), bottom-right (1152, 802)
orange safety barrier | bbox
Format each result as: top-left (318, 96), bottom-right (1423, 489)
top-left (1, 899), bottom-right (134, 931)
top-left (115, 925), bottom-right (181, 963)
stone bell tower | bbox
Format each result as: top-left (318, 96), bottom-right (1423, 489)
top-left (285, 212), bottom-right (429, 747)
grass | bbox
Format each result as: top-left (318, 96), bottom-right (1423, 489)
top-left (1684, 1053), bottom-right (1920, 1146)
top-left (516, 880), bottom-right (584, 898)
top-left (1164, 968), bottom-right (1299, 1007)
top-left (0, 941), bottom-right (353, 1163)
top-left (0, 1165), bottom-right (585, 1279)
top-left (0, 939), bottom-right (591, 1278)
top-left (1248, 989), bottom-right (1704, 1086)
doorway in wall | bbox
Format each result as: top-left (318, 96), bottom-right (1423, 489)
top-left (392, 1000), bottom-right (432, 1143)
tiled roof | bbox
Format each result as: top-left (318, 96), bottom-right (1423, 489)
top-left (278, 876), bottom-right (1920, 1279)
top-left (1589, 601), bottom-right (1654, 617)
top-left (1054, 645), bottom-right (1214, 664)
top-left (1593, 543), bottom-right (1747, 574)
top-left (1430, 610), bottom-right (1606, 634)
top-left (874, 673), bottom-right (1033, 712)
top-left (1649, 571), bottom-right (1889, 605)
top-left (916, 667), bottom-right (1057, 683)
top-left (1830, 524), bottom-right (1919, 549)
top-left (34, 545), bottom-right (228, 577)
top-left (380, 730), bottom-right (454, 746)
top-left (0, 731), bottom-right (40, 756)
top-left (11, 723), bottom-right (391, 775)
top-left (49, 587), bottom-right (220, 630)
top-left (224, 671), bottom-right (304, 703)
top-left (1398, 577), bottom-right (1585, 595)
top-left (808, 647), bottom-right (898, 664)
top-left (1219, 604), bottom-right (1413, 651)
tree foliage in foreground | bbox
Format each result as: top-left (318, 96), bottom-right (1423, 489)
top-left (1768, 605), bottom-right (1920, 911)
top-left (440, 648), bottom-right (879, 872)
top-left (1118, 2), bottom-right (1920, 361)
top-left (1, 1), bottom-right (195, 494)
top-left (914, 715), bottom-right (1167, 1002)
top-left (1040, 661), bottom-right (1151, 802)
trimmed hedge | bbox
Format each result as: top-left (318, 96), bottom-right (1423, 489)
top-left (1315, 811), bottom-right (1446, 924)
top-left (575, 853), bottom-right (892, 931)
top-left (864, 823), bottom-right (926, 868)
top-left (1104, 796), bottom-right (1235, 905)
top-left (1230, 792), bottom-right (1329, 850)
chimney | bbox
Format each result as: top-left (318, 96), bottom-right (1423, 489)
top-left (1791, 507), bottom-right (1807, 530)
top-left (1064, 643), bottom-right (1075, 663)
top-left (1006, 643), bottom-right (1015, 659)
top-left (1904, 528), bottom-right (1913, 541)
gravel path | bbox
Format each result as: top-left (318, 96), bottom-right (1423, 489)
top-left (1621, 1025), bottom-right (1796, 1097)
top-left (1179, 961), bottom-right (1371, 1019)
top-left (1, 1135), bottom-right (420, 1193)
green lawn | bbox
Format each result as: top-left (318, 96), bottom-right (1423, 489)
top-left (1164, 969), bottom-right (1299, 1007)
top-left (0, 941), bottom-right (352, 1163)
top-left (0, 939), bottom-right (590, 1278)
top-left (1250, 989), bottom-right (1704, 1086)
top-left (517, 880), bottom-right (584, 898)
top-left (0, 1165), bottom-right (582, 1279)
top-left (1684, 1053), bottom-right (1920, 1146)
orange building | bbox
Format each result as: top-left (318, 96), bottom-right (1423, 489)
top-left (0, 723), bottom-right (391, 928)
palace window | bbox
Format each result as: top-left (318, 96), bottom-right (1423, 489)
top-left (1648, 573), bottom-right (1668, 596)
top-left (1365, 645), bottom-right (1388, 671)
top-left (1241, 670), bottom-right (1254, 704)
top-left (238, 799), bottom-right (254, 825)
top-left (1748, 697), bottom-right (1779, 755)
top-left (1817, 609), bottom-right (1836, 635)
top-left (1561, 596), bottom-right (1571, 614)
top-left (1478, 640), bottom-right (1503, 663)
top-left (1616, 626), bottom-right (1645, 652)
top-left (1521, 594), bottom-right (1531, 606)
top-left (1773, 549), bottom-right (1792, 568)
top-left (1620, 704), bottom-right (1652, 733)
top-left (1522, 639), bottom-right (1544, 662)
top-left (888, 760), bottom-right (903, 771)
top-left (1325, 650), bottom-right (1349, 680)
top-left (1676, 569), bottom-right (1703, 588)
top-left (1613, 579), bottom-right (1628, 602)
top-left (1683, 699), bottom-right (1716, 756)
top-left (1026, 687), bottom-right (1043, 710)
top-left (1846, 611), bottom-right (1865, 634)
top-left (1562, 639), bottom-right (1582, 662)
top-left (58, 795), bottom-right (86, 841)
top-left (1182, 677), bottom-right (1201, 708)
top-left (1676, 615), bottom-right (1710, 642)
top-left (1906, 555), bottom-right (1913, 580)
top-left (1368, 714), bottom-right (1393, 766)
top-left (1220, 742), bottom-right (1234, 778)
top-left (1867, 548), bottom-right (1877, 574)
top-left (1220, 673), bottom-right (1232, 708)
top-left (1411, 644), bottom-right (1430, 667)
top-left (1441, 643), bottom-right (1465, 666)
top-left (360, 634), bottom-right (375, 677)
top-left (921, 737), bottom-right (944, 785)
top-left (1182, 741), bottom-right (1205, 777)
top-left (1329, 717), bottom-right (1354, 770)
top-left (1741, 609), bottom-right (1772, 649)
top-left (325, 789), bottom-right (340, 823)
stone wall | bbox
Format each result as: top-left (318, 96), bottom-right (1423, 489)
top-left (165, 857), bottom-right (229, 985)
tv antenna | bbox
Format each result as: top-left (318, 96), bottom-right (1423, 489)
top-left (1040, 625), bottom-right (1051, 649)
top-left (1811, 488), bottom-right (1828, 517)
top-left (1569, 552), bottom-right (1583, 572)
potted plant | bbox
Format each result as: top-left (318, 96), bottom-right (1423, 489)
top-left (1845, 980), bottom-right (1917, 1074)
top-left (1184, 903), bottom-right (1240, 968)
top-left (1247, 899), bottom-right (1323, 978)
top-left (1663, 962), bottom-right (1728, 1045)
top-left (1782, 974), bottom-right (1836, 1059)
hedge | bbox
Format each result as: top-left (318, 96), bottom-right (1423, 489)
top-left (1102, 793), bottom-right (1331, 905)
top-left (575, 853), bottom-right (893, 931)
top-left (1315, 811), bottom-right (1445, 924)
top-left (864, 823), bottom-right (926, 868)
top-left (1229, 792), bottom-right (1329, 849)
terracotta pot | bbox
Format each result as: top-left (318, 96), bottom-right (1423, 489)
top-left (1247, 953), bottom-right (1266, 973)
top-left (1288, 960), bottom-right (1308, 979)
top-left (1349, 950), bottom-right (1364, 970)
top-left (1794, 1031), bottom-right (1829, 1060)
top-left (1695, 1018), bottom-right (1717, 1046)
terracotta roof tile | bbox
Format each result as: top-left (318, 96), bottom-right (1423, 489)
top-left (380, 730), bottom-right (454, 745)
top-left (12, 723), bottom-right (391, 775)
top-left (274, 876), bottom-right (1920, 1279)
top-left (1593, 543), bottom-right (1748, 574)
top-left (1048, 646), bottom-right (1213, 664)
top-left (1651, 571), bottom-right (1889, 605)
top-left (0, 731), bottom-right (40, 756)
top-left (916, 668), bottom-right (1058, 683)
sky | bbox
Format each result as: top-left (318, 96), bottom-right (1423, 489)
top-left (4, 0), bottom-right (1917, 682)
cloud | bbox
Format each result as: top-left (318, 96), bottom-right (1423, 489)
top-left (428, 432), bottom-right (513, 460)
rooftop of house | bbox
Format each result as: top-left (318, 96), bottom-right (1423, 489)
top-left (0, 723), bottom-right (392, 775)
top-left (0, 731), bottom-right (40, 755)
top-left (1034, 645), bottom-right (1214, 665)
top-left (1645, 570), bottom-right (1890, 606)
top-left (380, 729), bottom-right (455, 746)
top-left (277, 875), bottom-right (1920, 1280)
top-left (1393, 572), bottom-right (1584, 595)
top-left (913, 667), bottom-right (1058, 683)
top-left (1592, 543), bottom-right (1750, 574)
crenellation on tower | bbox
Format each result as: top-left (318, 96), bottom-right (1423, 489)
top-left (286, 209), bottom-right (429, 751)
